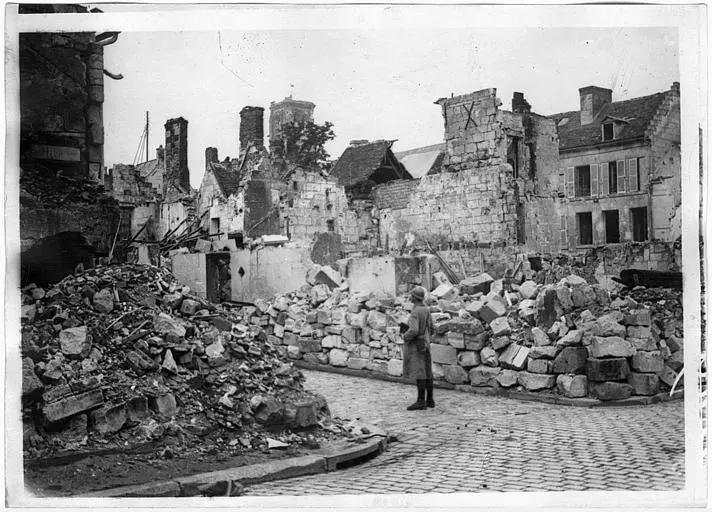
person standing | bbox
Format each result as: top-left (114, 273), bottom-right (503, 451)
top-left (401, 286), bottom-right (434, 410)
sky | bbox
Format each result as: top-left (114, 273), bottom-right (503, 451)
top-left (100, 22), bottom-right (679, 189)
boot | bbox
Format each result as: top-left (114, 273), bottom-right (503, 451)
top-left (425, 379), bottom-right (435, 408)
top-left (407, 380), bottom-right (427, 410)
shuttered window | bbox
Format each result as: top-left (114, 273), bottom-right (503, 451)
top-left (566, 167), bottom-right (575, 198)
top-left (628, 158), bottom-right (639, 191)
top-left (559, 215), bottom-right (568, 247)
top-left (590, 163), bottom-right (599, 196)
top-left (599, 162), bottom-right (609, 195)
top-left (558, 168), bottom-right (566, 197)
top-left (616, 159), bottom-right (627, 193)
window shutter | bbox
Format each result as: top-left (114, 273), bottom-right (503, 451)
top-left (600, 162), bottom-right (609, 195)
top-left (616, 160), bottom-right (626, 193)
top-left (559, 214), bottom-right (568, 248)
top-left (558, 168), bottom-right (565, 197)
top-left (628, 158), bottom-right (639, 191)
top-left (590, 163), bottom-right (599, 196)
top-left (566, 167), bottom-right (575, 198)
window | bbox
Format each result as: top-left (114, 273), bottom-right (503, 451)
top-left (123, 189), bottom-right (131, 195)
top-left (608, 161), bottom-right (618, 193)
top-left (577, 212), bottom-right (593, 245)
top-left (292, 181), bottom-right (298, 191)
top-left (326, 220), bottom-right (335, 232)
top-left (602, 123), bottom-right (614, 141)
top-left (210, 217), bottom-right (220, 235)
top-left (507, 136), bottom-right (521, 178)
top-left (574, 166), bottom-right (591, 197)
top-left (631, 207), bottom-right (648, 241)
top-left (325, 188), bottom-right (330, 199)
top-left (603, 210), bottom-right (620, 243)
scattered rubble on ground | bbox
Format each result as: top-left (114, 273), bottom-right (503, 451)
top-left (258, 263), bottom-right (684, 401)
top-left (20, 264), bottom-right (370, 466)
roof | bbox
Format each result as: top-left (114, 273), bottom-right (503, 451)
top-left (136, 158), bottom-right (162, 179)
top-left (331, 140), bottom-right (409, 188)
top-left (549, 91), bottom-right (669, 151)
top-left (395, 143), bottom-right (446, 178)
top-left (209, 162), bottom-right (243, 197)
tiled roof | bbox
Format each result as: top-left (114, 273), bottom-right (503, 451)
top-left (330, 140), bottom-right (402, 187)
top-left (395, 143), bottom-right (446, 179)
top-left (210, 162), bottom-right (243, 197)
top-left (549, 91), bottom-right (669, 151)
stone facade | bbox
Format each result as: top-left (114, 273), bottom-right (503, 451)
top-left (268, 96), bottom-right (315, 145)
top-left (164, 117), bottom-right (190, 195)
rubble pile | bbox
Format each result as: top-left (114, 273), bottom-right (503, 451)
top-left (257, 265), bottom-right (684, 401)
top-left (20, 264), bottom-right (340, 460)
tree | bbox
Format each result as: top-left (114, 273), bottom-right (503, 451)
top-left (274, 120), bottom-right (335, 171)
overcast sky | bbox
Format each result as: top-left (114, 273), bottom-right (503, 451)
top-left (101, 23), bottom-right (679, 189)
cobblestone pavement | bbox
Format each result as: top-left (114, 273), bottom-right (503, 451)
top-left (245, 370), bottom-right (685, 495)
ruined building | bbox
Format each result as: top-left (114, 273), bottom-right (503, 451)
top-left (105, 117), bottom-right (196, 243)
top-left (19, 5), bottom-right (124, 284)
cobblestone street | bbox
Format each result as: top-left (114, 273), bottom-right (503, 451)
top-left (246, 370), bottom-right (685, 495)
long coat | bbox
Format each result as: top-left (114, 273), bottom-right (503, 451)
top-left (402, 303), bottom-right (433, 381)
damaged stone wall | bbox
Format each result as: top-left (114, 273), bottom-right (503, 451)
top-left (20, 31), bottom-right (105, 181)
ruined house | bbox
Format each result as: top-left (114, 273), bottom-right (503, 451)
top-left (394, 143), bottom-right (446, 178)
top-left (105, 117), bottom-right (196, 242)
top-left (18, 5), bottom-right (124, 284)
top-left (549, 83), bottom-right (681, 247)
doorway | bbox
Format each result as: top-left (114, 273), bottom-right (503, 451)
top-left (603, 210), bottom-right (620, 243)
top-left (206, 253), bottom-right (231, 303)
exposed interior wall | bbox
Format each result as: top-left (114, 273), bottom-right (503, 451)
top-left (197, 170), bottom-right (245, 239)
top-left (160, 200), bottom-right (192, 239)
top-left (171, 252), bottom-right (207, 297)
top-left (230, 246), bottom-right (313, 301)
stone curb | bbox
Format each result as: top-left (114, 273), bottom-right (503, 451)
top-left (75, 435), bottom-right (387, 497)
top-left (294, 361), bottom-right (684, 407)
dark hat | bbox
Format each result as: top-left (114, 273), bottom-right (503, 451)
top-left (410, 286), bottom-right (425, 301)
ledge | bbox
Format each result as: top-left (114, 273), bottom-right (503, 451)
top-left (295, 361), bottom-right (684, 408)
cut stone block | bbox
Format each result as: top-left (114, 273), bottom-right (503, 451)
top-left (443, 365), bottom-right (469, 384)
top-left (518, 371), bottom-right (556, 391)
top-left (90, 403), bottom-right (127, 434)
top-left (22, 357), bottom-right (44, 398)
top-left (500, 344), bottom-right (529, 370)
top-left (629, 337), bottom-right (658, 352)
top-left (447, 331), bottom-right (465, 349)
top-left (556, 374), bottom-right (587, 398)
top-left (489, 317), bottom-right (511, 337)
top-left (457, 351), bottom-right (480, 368)
top-left (589, 336), bottom-right (635, 358)
top-left (479, 300), bottom-right (507, 324)
top-left (496, 369), bottom-right (519, 388)
top-left (430, 344), bottom-right (457, 365)
top-left (658, 366), bottom-right (681, 388)
top-left (464, 332), bottom-right (489, 351)
top-left (628, 372), bottom-right (660, 395)
top-left (59, 326), bottom-right (91, 357)
top-left (527, 358), bottom-right (553, 374)
top-left (479, 346), bottom-right (499, 367)
top-left (586, 357), bottom-right (630, 381)
top-left (346, 357), bottom-right (368, 370)
top-left (666, 350), bottom-right (684, 372)
top-left (42, 389), bottom-right (104, 423)
top-left (624, 309), bottom-right (652, 326)
top-left (286, 345), bottom-right (301, 359)
top-left (367, 310), bottom-right (388, 331)
top-left (387, 359), bottom-right (403, 377)
top-left (589, 382), bottom-right (634, 401)
top-left (149, 393), bottom-right (178, 416)
top-left (631, 350), bottom-right (664, 373)
top-left (518, 280), bottom-right (539, 300)
top-left (431, 284), bottom-right (457, 301)
top-left (528, 345), bottom-right (560, 360)
top-left (93, 288), bottom-right (114, 313)
top-left (321, 335), bottom-right (344, 349)
top-left (595, 314), bottom-right (627, 337)
top-left (460, 273), bottom-right (494, 295)
top-left (556, 329), bottom-right (583, 347)
top-left (328, 348), bottom-right (349, 367)
top-left (531, 327), bottom-right (550, 347)
top-left (552, 347), bottom-right (588, 374)
top-left (491, 336), bottom-right (512, 351)
top-left (627, 325), bottom-right (652, 339)
top-left (469, 366), bottom-right (501, 386)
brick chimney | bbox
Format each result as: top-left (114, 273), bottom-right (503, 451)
top-left (205, 147), bottom-right (218, 170)
top-left (239, 106), bottom-right (264, 153)
top-left (579, 86), bottom-right (612, 126)
top-left (512, 92), bottom-right (531, 114)
top-left (164, 117), bottom-right (190, 193)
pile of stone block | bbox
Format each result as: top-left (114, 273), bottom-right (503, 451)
top-left (259, 270), bottom-right (684, 402)
top-left (20, 264), bottom-right (343, 460)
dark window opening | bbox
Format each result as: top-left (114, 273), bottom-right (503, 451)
top-left (577, 212), bottom-right (593, 245)
top-left (325, 188), bottom-right (330, 199)
top-left (123, 189), bottom-right (131, 196)
top-left (603, 210), bottom-right (620, 243)
top-left (631, 207), bottom-right (648, 241)
top-left (602, 123), bottom-right (614, 141)
top-left (507, 136), bottom-right (521, 179)
top-left (312, 205), bottom-right (320, 211)
top-left (210, 217), bottom-right (220, 235)
top-left (575, 165), bottom-right (591, 197)
top-left (327, 204), bottom-right (333, 211)
top-left (326, 220), bottom-right (335, 232)
top-left (292, 181), bottom-right (298, 191)
top-left (608, 162), bottom-right (618, 193)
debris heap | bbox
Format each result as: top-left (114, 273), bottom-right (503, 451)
top-left (20, 264), bottom-right (337, 460)
top-left (256, 265), bottom-right (684, 401)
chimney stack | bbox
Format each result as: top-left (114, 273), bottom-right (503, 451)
top-left (579, 86), bottom-right (612, 126)
top-left (164, 117), bottom-right (190, 193)
top-left (205, 147), bottom-right (218, 170)
top-left (512, 92), bottom-right (531, 114)
top-left (239, 106), bottom-right (264, 153)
